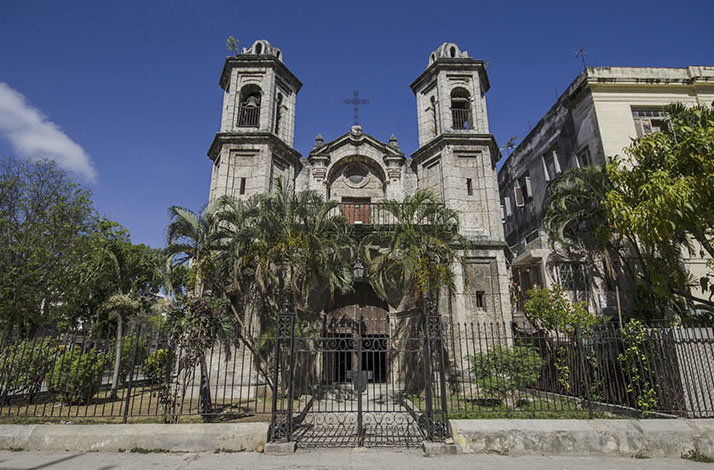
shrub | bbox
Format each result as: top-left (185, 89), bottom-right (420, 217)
top-left (109, 336), bottom-right (148, 383)
top-left (47, 348), bottom-right (108, 405)
top-left (468, 345), bottom-right (544, 400)
top-left (524, 284), bottom-right (600, 333)
top-left (0, 338), bottom-right (56, 404)
top-left (142, 348), bottom-right (169, 383)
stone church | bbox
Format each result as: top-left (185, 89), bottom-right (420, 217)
top-left (207, 39), bottom-right (511, 326)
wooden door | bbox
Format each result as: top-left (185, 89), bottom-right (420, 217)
top-left (342, 197), bottom-right (370, 224)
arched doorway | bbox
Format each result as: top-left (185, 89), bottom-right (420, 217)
top-left (324, 283), bottom-right (389, 383)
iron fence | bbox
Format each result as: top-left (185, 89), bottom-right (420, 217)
top-left (0, 320), bottom-right (711, 426)
top-left (446, 321), bottom-right (714, 418)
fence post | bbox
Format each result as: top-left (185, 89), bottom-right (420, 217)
top-left (269, 304), bottom-right (296, 442)
top-left (422, 293), bottom-right (450, 441)
top-left (123, 325), bottom-right (141, 424)
top-left (574, 326), bottom-right (594, 419)
top-left (163, 341), bottom-right (175, 423)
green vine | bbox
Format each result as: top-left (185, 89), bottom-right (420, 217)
top-left (617, 319), bottom-right (658, 412)
top-left (554, 345), bottom-right (570, 392)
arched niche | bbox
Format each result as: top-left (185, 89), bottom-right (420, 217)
top-left (326, 155), bottom-right (387, 202)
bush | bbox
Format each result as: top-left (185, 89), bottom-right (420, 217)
top-left (109, 336), bottom-right (148, 383)
top-left (47, 348), bottom-right (108, 405)
top-left (524, 284), bottom-right (600, 332)
top-left (468, 345), bottom-right (544, 400)
top-left (0, 338), bottom-right (56, 403)
top-left (142, 348), bottom-right (169, 383)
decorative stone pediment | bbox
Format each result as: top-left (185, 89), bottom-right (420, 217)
top-left (306, 126), bottom-right (406, 186)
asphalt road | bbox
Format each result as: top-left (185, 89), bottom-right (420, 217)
top-left (0, 449), bottom-right (710, 470)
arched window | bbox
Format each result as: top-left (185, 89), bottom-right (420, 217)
top-left (255, 42), bottom-right (263, 55)
top-left (450, 87), bottom-right (472, 129)
top-left (274, 93), bottom-right (283, 134)
top-left (449, 46), bottom-right (456, 58)
top-left (237, 85), bottom-right (261, 127)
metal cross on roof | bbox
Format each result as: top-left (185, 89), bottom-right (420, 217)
top-left (343, 90), bottom-right (369, 126)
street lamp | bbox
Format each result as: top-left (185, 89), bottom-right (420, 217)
top-left (353, 258), bottom-right (365, 281)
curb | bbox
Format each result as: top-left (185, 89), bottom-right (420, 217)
top-left (0, 423), bottom-right (269, 453)
top-left (451, 419), bottom-right (714, 458)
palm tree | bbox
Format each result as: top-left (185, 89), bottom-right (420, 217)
top-left (82, 222), bottom-right (161, 399)
top-left (165, 200), bottom-right (228, 415)
top-left (250, 180), bottom-right (355, 318)
top-left (362, 189), bottom-right (464, 315)
top-left (165, 200), bottom-right (225, 295)
top-left (101, 293), bottom-right (140, 398)
top-left (542, 165), bottom-right (624, 324)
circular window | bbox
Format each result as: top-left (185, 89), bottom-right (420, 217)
top-left (344, 164), bottom-right (368, 185)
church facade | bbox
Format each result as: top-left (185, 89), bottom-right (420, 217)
top-left (207, 39), bottom-right (512, 325)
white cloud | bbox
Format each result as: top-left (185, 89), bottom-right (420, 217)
top-left (0, 82), bottom-right (97, 182)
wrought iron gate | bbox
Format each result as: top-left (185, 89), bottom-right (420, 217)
top-left (268, 311), bottom-right (450, 448)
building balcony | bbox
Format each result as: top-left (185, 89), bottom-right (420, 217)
top-left (330, 202), bottom-right (449, 228)
top-left (451, 108), bottom-right (473, 129)
top-left (236, 106), bottom-right (260, 127)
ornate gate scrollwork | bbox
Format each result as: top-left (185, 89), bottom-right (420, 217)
top-left (269, 307), bottom-right (451, 447)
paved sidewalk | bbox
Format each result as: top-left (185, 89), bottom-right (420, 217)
top-left (0, 449), bottom-right (711, 470)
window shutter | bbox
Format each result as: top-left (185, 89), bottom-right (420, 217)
top-left (525, 176), bottom-right (533, 199)
top-left (633, 118), bottom-right (644, 138)
top-left (514, 186), bottom-right (525, 207)
top-left (552, 150), bottom-right (562, 174)
top-left (541, 155), bottom-right (550, 182)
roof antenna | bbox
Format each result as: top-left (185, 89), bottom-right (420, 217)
top-left (574, 46), bottom-right (588, 71)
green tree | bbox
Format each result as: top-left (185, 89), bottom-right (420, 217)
top-left (165, 200), bottom-right (225, 296)
top-left (542, 165), bottom-right (635, 325)
top-left (362, 189), bottom-right (463, 313)
top-left (248, 181), bottom-right (355, 317)
top-left (79, 220), bottom-right (162, 398)
top-left (606, 103), bottom-right (714, 313)
top-left (165, 295), bottom-right (233, 417)
top-left (0, 157), bottom-right (94, 334)
top-left (524, 284), bottom-right (600, 333)
top-left (523, 284), bottom-right (601, 394)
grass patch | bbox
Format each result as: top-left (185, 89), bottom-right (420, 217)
top-left (213, 447), bottom-right (245, 453)
top-left (682, 450), bottom-right (714, 463)
top-left (409, 395), bottom-right (621, 419)
top-left (129, 447), bottom-right (171, 454)
top-left (0, 387), bottom-right (277, 424)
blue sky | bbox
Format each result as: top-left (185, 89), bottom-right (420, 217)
top-left (1, 0), bottom-right (712, 248)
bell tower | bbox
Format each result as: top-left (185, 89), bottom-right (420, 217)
top-left (208, 39), bottom-right (302, 201)
top-left (411, 43), bottom-right (512, 323)
top-left (410, 42), bottom-right (501, 240)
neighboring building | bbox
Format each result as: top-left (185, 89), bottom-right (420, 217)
top-left (498, 66), bottom-right (714, 318)
top-left (207, 40), bottom-right (511, 343)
